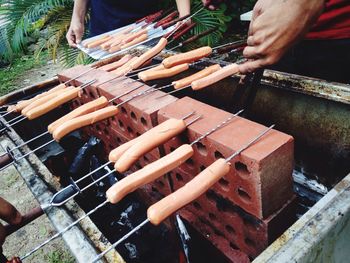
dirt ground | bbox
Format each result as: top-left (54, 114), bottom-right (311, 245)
top-left (0, 62), bottom-right (76, 263)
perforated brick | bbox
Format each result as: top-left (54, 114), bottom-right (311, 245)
top-left (158, 96), bottom-right (294, 219)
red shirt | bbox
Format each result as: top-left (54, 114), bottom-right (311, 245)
top-left (307, 0), bottom-right (350, 39)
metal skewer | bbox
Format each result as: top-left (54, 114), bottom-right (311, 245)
top-left (91, 124), bottom-right (274, 262)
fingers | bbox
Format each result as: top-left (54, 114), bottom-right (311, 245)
top-left (238, 59), bottom-right (266, 74)
top-left (66, 28), bottom-right (77, 48)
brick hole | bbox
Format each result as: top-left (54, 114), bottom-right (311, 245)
top-left (157, 180), bottom-right (165, 187)
top-left (185, 158), bottom-right (194, 167)
top-left (196, 142), bottom-right (207, 156)
top-left (235, 161), bottom-right (250, 177)
top-left (213, 229), bottom-right (225, 237)
top-left (103, 128), bottom-right (109, 135)
top-left (193, 201), bottom-right (202, 210)
top-left (144, 155), bottom-right (149, 162)
top-left (116, 136), bottom-right (122, 144)
top-left (218, 177), bottom-right (229, 188)
top-left (89, 90), bottom-right (96, 99)
top-left (127, 126), bottom-right (133, 135)
top-left (121, 106), bottom-right (127, 116)
top-left (170, 147), bottom-right (176, 152)
top-left (140, 117), bottom-right (147, 128)
top-left (205, 191), bottom-right (216, 202)
top-left (151, 186), bottom-right (159, 193)
top-left (200, 165), bottom-right (206, 171)
top-left (214, 150), bottom-right (224, 160)
top-left (136, 132), bottom-right (141, 136)
top-left (229, 242), bottom-right (239, 250)
top-left (244, 238), bottom-right (256, 248)
top-left (238, 187), bottom-right (252, 202)
top-left (208, 213), bottom-right (217, 221)
top-left (175, 173), bottom-right (183, 181)
top-left (96, 124), bottom-right (101, 131)
top-left (118, 120), bottom-right (125, 131)
top-left (135, 161), bottom-right (142, 170)
top-left (130, 111), bottom-right (137, 123)
top-left (225, 225), bottom-right (235, 235)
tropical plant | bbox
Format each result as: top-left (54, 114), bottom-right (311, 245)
top-left (0, 0), bottom-right (254, 66)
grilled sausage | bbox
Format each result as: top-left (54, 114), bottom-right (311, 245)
top-left (162, 46), bottom-right (212, 68)
top-left (9, 83), bottom-right (67, 113)
top-left (138, 63), bottom-right (189, 82)
top-left (98, 54), bottom-right (133, 72)
top-left (111, 56), bottom-right (138, 76)
top-left (119, 33), bottom-right (148, 50)
top-left (107, 144), bottom-right (194, 203)
top-left (191, 63), bottom-right (239, 90)
top-left (48, 96), bottom-right (109, 133)
top-left (115, 118), bottom-right (187, 172)
top-left (87, 35), bottom-right (113, 49)
top-left (25, 87), bottom-right (81, 120)
top-left (147, 158), bottom-right (230, 225)
top-left (52, 106), bottom-right (118, 141)
top-left (172, 64), bottom-right (221, 89)
top-left (21, 86), bottom-right (75, 115)
top-left (130, 38), bottom-right (168, 70)
top-left (120, 29), bottom-right (148, 45)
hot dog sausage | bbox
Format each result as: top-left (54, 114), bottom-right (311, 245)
top-left (48, 96), bottom-right (109, 133)
top-left (191, 63), bottom-right (239, 90)
top-left (138, 63), bottom-right (189, 82)
top-left (99, 54), bottom-right (133, 72)
top-left (110, 56), bottom-right (138, 76)
top-left (129, 38), bottom-right (168, 70)
top-left (25, 87), bottom-right (81, 120)
top-left (147, 158), bottom-right (230, 225)
top-left (52, 106), bottom-right (118, 141)
top-left (21, 86), bottom-right (75, 115)
top-left (119, 33), bottom-right (148, 50)
top-left (9, 83), bottom-right (67, 113)
top-left (87, 36), bottom-right (113, 49)
top-left (107, 144), bottom-right (194, 203)
top-left (83, 35), bottom-right (109, 48)
top-left (115, 118), bottom-right (187, 172)
top-left (120, 29), bottom-right (148, 45)
top-left (143, 64), bottom-right (165, 73)
top-left (108, 118), bottom-right (185, 163)
top-left (162, 46), bottom-right (212, 68)
top-left (172, 64), bottom-right (221, 89)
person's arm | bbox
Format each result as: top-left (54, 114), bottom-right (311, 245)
top-left (66, 0), bottom-right (89, 48)
top-left (176, 0), bottom-right (191, 17)
top-left (0, 197), bottom-right (22, 248)
top-left (238, 0), bottom-right (325, 74)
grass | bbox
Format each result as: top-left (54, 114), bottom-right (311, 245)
top-left (45, 250), bottom-right (75, 263)
top-left (0, 52), bottom-right (48, 96)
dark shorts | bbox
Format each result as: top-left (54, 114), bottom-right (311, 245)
top-left (272, 39), bottom-right (350, 84)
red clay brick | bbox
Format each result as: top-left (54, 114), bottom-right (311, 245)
top-left (180, 209), bottom-right (251, 263)
top-left (178, 184), bottom-right (296, 260)
top-left (158, 96), bottom-right (294, 219)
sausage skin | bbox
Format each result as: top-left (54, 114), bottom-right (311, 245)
top-left (25, 87), bottom-right (81, 120)
top-left (107, 144), bottom-right (194, 204)
top-left (110, 56), bottom-right (138, 76)
top-left (172, 64), bottom-right (221, 89)
top-left (191, 63), bottom-right (239, 90)
top-left (147, 158), bottom-right (230, 225)
top-left (52, 106), bottom-right (118, 141)
top-left (130, 37), bottom-right (168, 70)
top-left (119, 33), bottom-right (148, 50)
top-left (99, 54), bottom-right (133, 72)
top-left (162, 46), bottom-right (212, 68)
top-left (87, 36), bottom-right (113, 49)
top-left (138, 63), bottom-right (189, 82)
top-left (115, 118), bottom-right (187, 172)
top-left (48, 96), bottom-right (109, 133)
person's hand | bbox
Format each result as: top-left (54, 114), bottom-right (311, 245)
top-left (202, 0), bottom-right (223, 10)
top-left (66, 19), bottom-right (84, 48)
top-left (238, 0), bottom-right (324, 74)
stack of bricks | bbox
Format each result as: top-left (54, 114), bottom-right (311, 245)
top-left (58, 64), bottom-right (296, 262)
top-left (157, 96), bottom-right (295, 261)
top-left (58, 64), bottom-right (177, 204)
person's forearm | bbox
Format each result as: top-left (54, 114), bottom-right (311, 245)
top-left (71, 0), bottom-right (89, 23)
top-left (176, 0), bottom-right (191, 17)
